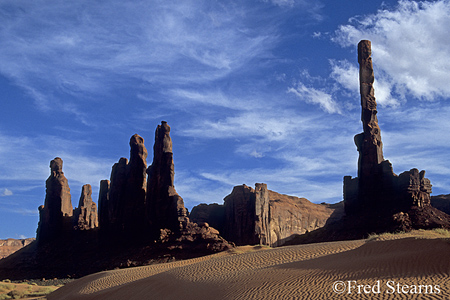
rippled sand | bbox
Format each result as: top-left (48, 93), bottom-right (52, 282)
top-left (48, 232), bottom-right (450, 300)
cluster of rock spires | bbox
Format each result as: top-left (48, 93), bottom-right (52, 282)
top-left (36, 120), bottom-right (338, 250)
top-left (37, 158), bottom-right (98, 242)
top-left (343, 40), bottom-right (450, 233)
top-left (37, 121), bottom-right (230, 253)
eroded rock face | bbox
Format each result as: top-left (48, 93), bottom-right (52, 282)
top-left (104, 134), bottom-right (148, 235)
top-left (223, 184), bottom-right (261, 246)
top-left (267, 190), bottom-right (339, 246)
top-left (37, 157), bottom-right (74, 242)
top-left (97, 180), bottom-right (110, 231)
top-left (146, 121), bottom-right (188, 235)
top-left (157, 221), bottom-right (233, 254)
top-left (108, 157), bottom-right (128, 232)
top-left (73, 184), bottom-right (98, 230)
top-left (343, 40), bottom-right (450, 232)
top-left (193, 183), bottom-right (341, 247)
top-left (190, 203), bottom-right (226, 234)
top-left (357, 40), bottom-right (384, 178)
top-left (124, 134), bottom-right (148, 232)
top-left (0, 238), bottom-right (35, 259)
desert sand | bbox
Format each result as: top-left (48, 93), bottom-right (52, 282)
top-left (48, 231), bottom-right (450, 300)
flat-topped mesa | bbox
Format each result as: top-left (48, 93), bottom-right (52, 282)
top-left (73, 184), bottom-right (98, 230)
top-left (37, 157), bottom-right (74, 242)
top-left (199, 183), bottom-right (340, 247)
top-left (146, 121), bottom-right (188, 235)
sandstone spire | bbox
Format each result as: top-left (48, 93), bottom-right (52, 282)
top-left (124, 134), bottom-right (148, 232)
top-left (105, 134), bottom-right (148, 234)
top-left (73, 184), bottom-right (98, 230)
top-left (146, 121), bottom-right (188, 234)
top-left (97, 179), bottom-right (110, 230)
top-left (343, 40), bottom-right (450, 232)
top-left (37, 157), bottom-right (73, 241)
top-left (355, 40), bottom-right (384, 179)
top-left (108, 157), bottom-right (128, 232)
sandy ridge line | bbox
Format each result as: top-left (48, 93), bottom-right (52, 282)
top-left (49, 239), bottom-right (365, 300)
top-left (70, 250), bottom-right (229, 296)
top-left (49, 235), bottom-right (450, 300)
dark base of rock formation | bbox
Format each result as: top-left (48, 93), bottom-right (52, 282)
top-left (285, 204), bottom-right (450, 245)
top-left (0, 225), bottom-right (232, 281)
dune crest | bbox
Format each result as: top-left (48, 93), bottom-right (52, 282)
top-left (49, 232), bottom-right (450, 300)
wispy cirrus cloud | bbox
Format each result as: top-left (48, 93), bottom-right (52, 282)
top-left (0, 0), bottom-right (277, 111)
top-left (5, 208), bottom-right (39, 216)
top-left (0, 131), bottom-right (112, 189)
top-left (180, 108), bottom-right (327, 142)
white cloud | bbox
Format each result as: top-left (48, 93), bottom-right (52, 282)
top-left (288, 82), bottom-right (342, 114)
top-left (330, 60), bottom-right (358, 94)
top-left (312, 32), bottom-right (322, 38)
top-left (250, 150), bottom-right (264, 158)
top-left (373, 78), bottom-right (398, 107)
top-left (334, 0), bottom-right (450, 101)
top-left (1, 188), bottom-right (13, 197)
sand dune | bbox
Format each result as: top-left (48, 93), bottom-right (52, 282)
top-left (48, 232), bottom-right (450, 300)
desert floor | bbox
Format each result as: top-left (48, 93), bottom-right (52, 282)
top-left (48, 230), bottom-right (450, 300)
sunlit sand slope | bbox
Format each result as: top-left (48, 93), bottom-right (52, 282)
top-left (48, 233), bottom-right (450, 300)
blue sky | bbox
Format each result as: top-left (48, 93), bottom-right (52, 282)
top-left (1, 0), bottom-right (450, 239)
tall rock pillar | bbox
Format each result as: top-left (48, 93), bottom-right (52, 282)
top-left (146, 121), bottom-right (188, 235)
top-left (356, 40), bottom-right (384, 179)
top-left (254, 183), bottom-right (271, 245)
top-left (108, 157), bottom-right (128, 232)
top-left (104, 134), bottom-right (148, 235)
top-left (124, 134), bottom-right (148, 232)
top-left (37, 157), bottom-right (73, 242)
top-left (342, 40), bottom-right (449, 233)
top-left (98, 179), bottom-right (110, 230)
top-left (350, 40), bottom-right (385, 213)
top-left (73, 184), bottom-right (99, 230)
